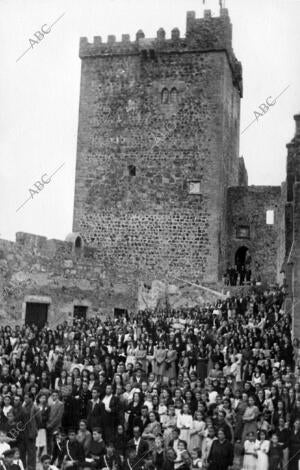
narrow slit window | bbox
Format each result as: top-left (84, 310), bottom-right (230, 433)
top-left (128, 165), bottom-right (136, 176)
top-left (161, 88), bottom-right (169, 104)
top-left (170, 87), bottom-right (178, 104)
top-left (266, 210), bottom-right (274, 225)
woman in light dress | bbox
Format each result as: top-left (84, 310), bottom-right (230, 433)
top-left (255, 429), bottom-right (270, 470)
top-left (177, 404), bottom-right (193, 450)
top-left (242, 396), bottom-right (259, 444)
top-left (165, 343), bottom-right (177, 381)
top-left (35, 393), bottom-right (50, 460)
top-left (153, 341), bottom-right (167, 382)
top-left (135, 341), bottom-right (147, 372)
top-left (142, 411), bottom-right (161, 447)
top-left (163, 404), bottom-right (177, 446)
top-left (125, 340), bottom-right (136, 368)
top-left (242, 431), bottom-right (259, 470)
top-left (189, 411), bottom-right (206, 451)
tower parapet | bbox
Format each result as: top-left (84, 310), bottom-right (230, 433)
top-left (79, 9), bottom-right (242, 95)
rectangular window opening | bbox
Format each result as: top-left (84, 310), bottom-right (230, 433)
top-left (236, 225), bottom-right (250, 239)
top-left (266, 209), bottom-right (274, 225)
top-left (188, 181), bottom-right (201, 194)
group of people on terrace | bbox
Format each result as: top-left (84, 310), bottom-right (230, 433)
top-left (0, 284), bottom-right (297, 470)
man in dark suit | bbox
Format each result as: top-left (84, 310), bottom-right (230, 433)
top-left (62, 429), bottom-right (85, 470)
top-left (101, 384), bottom-right (119, 443)
top-left (133, 405), bottom-right (150, 433)
top-left (127, 426), bottom-right (149, 469)
top-left (86, 388), bottom-right (102, 431)
top-left (168, 428), bottom-right (181, 455)
top-left (22, 393), bottom-right (39, 470)
top-left (78, 381), bottom-right (92, 420)
top-left (132, 368), bottom-right (147, 389)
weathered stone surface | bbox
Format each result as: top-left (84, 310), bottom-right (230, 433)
top-left (73, 9), bottom-right (242, 300)
top-left (227, 186), bottom-right (282, 283)
top-left (0, 11), bottom-right (298, 324)
top-left (0, 232), bottom-right (137, 321)
top-left (284, 115), bottom-right (300, 339)
top-left (137, 279), bottom-right (224, 311)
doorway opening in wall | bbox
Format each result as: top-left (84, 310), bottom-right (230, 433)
top-left (25, 302), bottom-right (49, 329)
top-left (114, 308), bottom-right (128, 320)
top-left (73, 305), bottom-right (88, 321)
top-left (235, 246), bottom-right (249, 271)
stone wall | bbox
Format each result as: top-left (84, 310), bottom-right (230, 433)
top-left (227, 186), bottom-right (281, 283)
top-left (137, 279), bottom-right (225, 311)
top-left (284, 115), bottom-right (300, 340)
top-left (276, 182), bottom-right (287, 283)
top-left (0, 232), bottom-right (138, 323)
top-left (238, 156), bottom-right (248, 187)
top-left (291, 183), bottom-right (300, 339)
top-left (73, 9), bottom-right (242, 288)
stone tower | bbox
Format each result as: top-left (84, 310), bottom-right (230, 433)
top-left (73, 8), bottom-right (242, 287)
top-left (283, 114), bottom-right (300, 339)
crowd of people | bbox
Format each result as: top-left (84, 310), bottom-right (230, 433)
top-left (0, 284), bottom-right (298, 470)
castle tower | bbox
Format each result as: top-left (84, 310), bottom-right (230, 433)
top-left (284, 114), bottom-right (300, 340)
top-left (73, 8), bottom-right (242, 288)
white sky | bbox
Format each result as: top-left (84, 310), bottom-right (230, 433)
top-left (0, 0), bottom-right (299, 242)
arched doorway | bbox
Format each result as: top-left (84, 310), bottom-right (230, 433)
top-left (75, 236), bottom-right (82, 249)
top-left (235, 246), bottom-right (249, 271)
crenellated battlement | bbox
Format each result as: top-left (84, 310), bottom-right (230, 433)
top-left (79, 8), bottom-right (232, 58)
top-left (79, 8), bottom-right (242, 95)
top-left (80, 9), bottom-right (232, 57)
top-left (186, 9), bottom-right (232, 50)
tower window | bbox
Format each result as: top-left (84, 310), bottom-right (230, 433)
top-left (188, 181), bottom-right (201, 194)
top-left (266, 210), bottom-right (274, 225)
top-left (161, 88), bottom-right (169, 104)
top-left (236, 225), bottom-right (250, 239)
top-left (170, 87), bottom-right (178, 104)
top-left (128, 165), bottom-right (136, 176)
top-left (75, 236), bottom-right (82, 248)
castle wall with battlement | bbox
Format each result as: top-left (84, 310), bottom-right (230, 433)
top-left (73, 9), bottom-right (242, 289)
top-left (78, 8), bottom-right (242, 97)
top-left (0, 232), bottom-right (138, 323)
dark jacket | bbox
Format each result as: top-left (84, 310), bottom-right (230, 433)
top-left (126, 437), bottom-right (149, 461)
top-left (86, 399), bottom-right (103, 430)
top-left (22, 401), bottom-right (38, 439)
top-left (207, 439), bottom-right (234, 470)
top-left (64, 439), bottom-right (85, 464)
